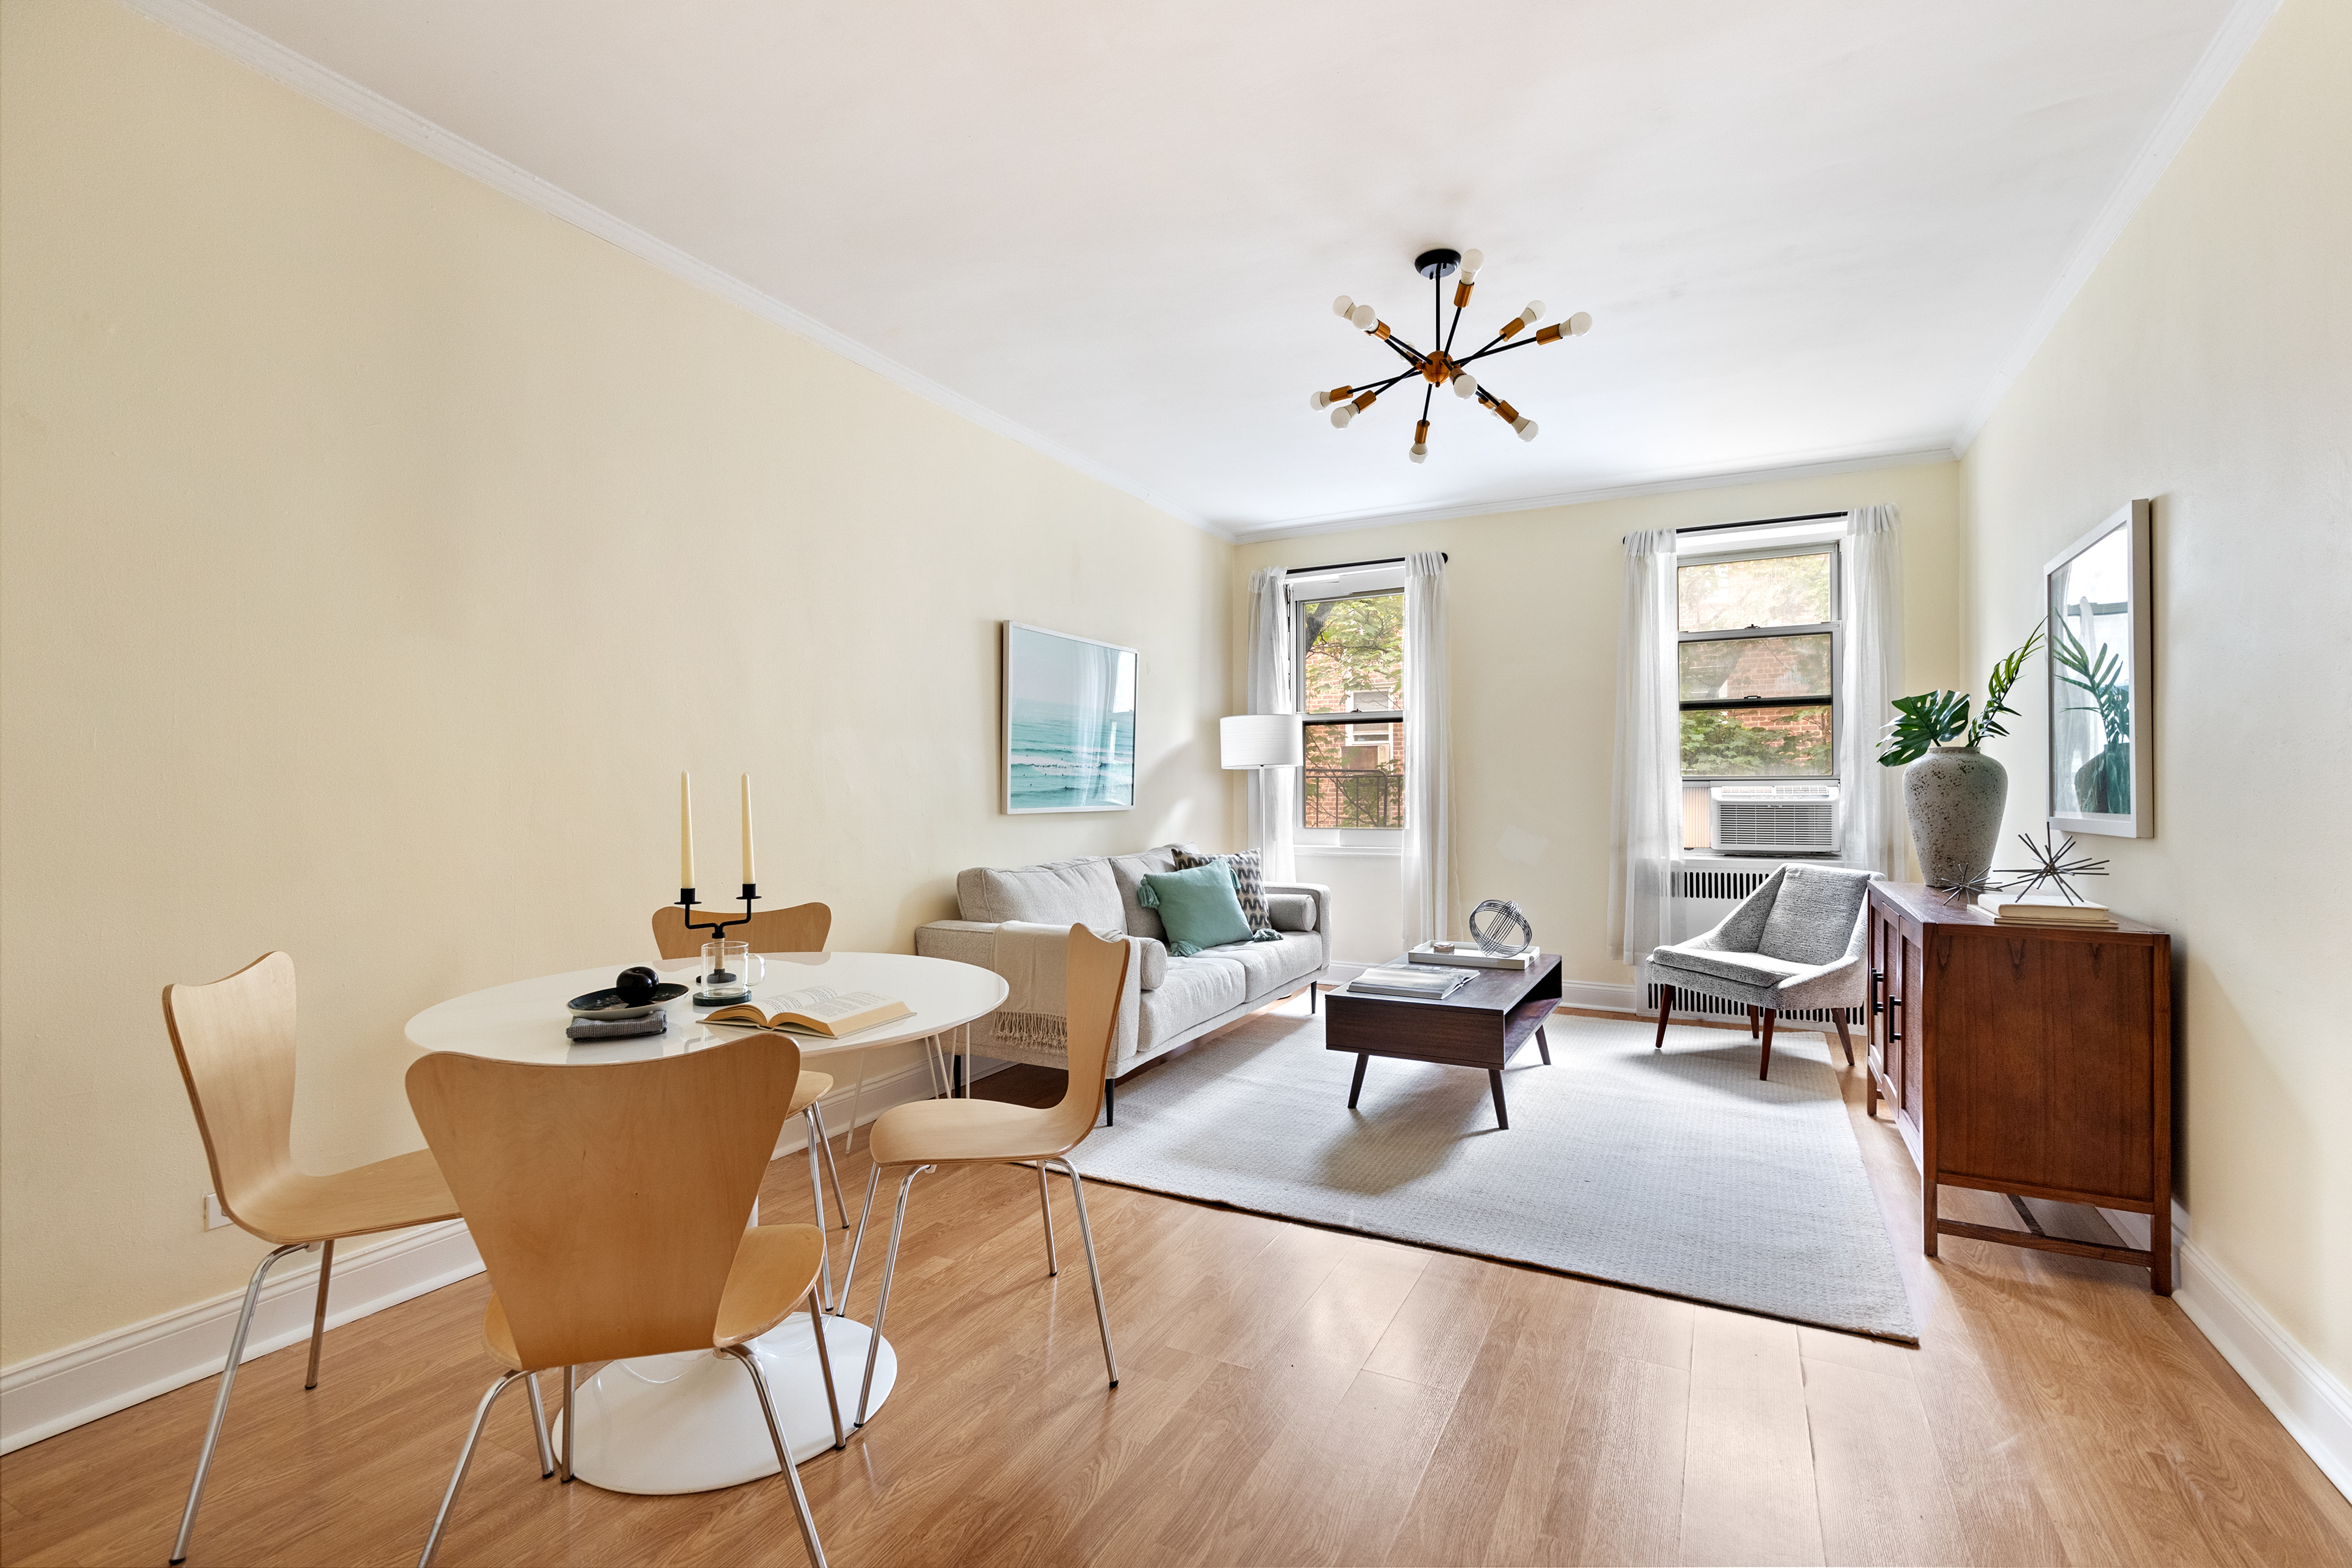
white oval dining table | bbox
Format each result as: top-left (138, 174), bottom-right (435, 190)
top-left (403, 950), bottom-right (1008, 1495)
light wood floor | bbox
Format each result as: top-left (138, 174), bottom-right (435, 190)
top-left (5, 1001), bottom-right (2348, 1567)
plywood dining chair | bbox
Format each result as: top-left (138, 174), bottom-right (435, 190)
top-left (836, 923), bottom-right (1129, 1426)
top-left (160, 952), bottom-right (474, 1565)
top-left (652, 901), bottom-right (850, 1301)
top-left (405, 1035), bottom-right (841, 1568)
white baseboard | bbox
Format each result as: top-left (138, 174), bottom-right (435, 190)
top-left (1561, 979), bottom-right (1642, 1012)
top-left (2100, 1203), bottom-right (2350, 1502)
top-left (0, 1058), bottom-right (951, 1456)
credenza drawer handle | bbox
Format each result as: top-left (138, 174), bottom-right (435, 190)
top-left (1871, 967), bottom-right (1885, 1017)
top-left (1886, 995), bottom-right (1901, 1043)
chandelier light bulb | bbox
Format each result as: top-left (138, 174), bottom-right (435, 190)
top-left (1310, 389), bottom-right (1329, 410)
top-left (1567, 310), bottom-right (1591, 335)
top-left (1514, 416), bottom-right (1539, 441)
top-left (1409, 444), bottom-right (1428, 464)
top-left (1453, 371), bottom-right (1478, 400)
top-left (1332, 294), bottom-right (1355, 318)
top-left (1347, 303), bottom-right (1377, 330)
top-left (1460, 248), bottom-right (1485, 279)
top-left (1330, 403), bottom-right (1355, 429)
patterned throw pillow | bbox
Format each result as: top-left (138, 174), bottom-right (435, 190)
top-left (1173, 849), bottom-right (1281, 939)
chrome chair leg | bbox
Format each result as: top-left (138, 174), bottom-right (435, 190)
top-left (722, 1345), bottom-right (828, 1568)
top-left (805, 1112), bottom-right (834, 1311)
top-left (836, 1165), bottom-right (882, 1314)
top-left (1052, 1159), bottom-right (1119, 1388)
top-left (169, 1240), bottom-right (306, 1564)
top-left (417, 1369), bottom-right (531, 1568)
top-left (809, 1101), bottom-right (850, 1229)
top-left (1036, 1162), bottom-right (1059, 1276)
top-left (560, 1365), bottom-right (575, 1482)
top-left (855, 1165), bottom-right (930, 1426)
top-left (304, 1237), bottom-right (335, 1390)
top-left (808, 1294), bottom-right (845, 1449)
top-left (523, 1370), bottom-right (555, 1478)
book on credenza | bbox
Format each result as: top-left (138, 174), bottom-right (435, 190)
top-left (1347, 964), bottom-right (1478, 1000)
top-left (1989, 897), bottom-right (2117, 929)
top-left (702, 987), bottom-right (915, 1039)
top-left (1406, 942), bottom-right (1534, 970)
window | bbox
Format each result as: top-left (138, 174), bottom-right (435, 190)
top-left (1296, 590), bottom-right (1404, 832)
top-left (1677, 544), bottom-right (1839, 781)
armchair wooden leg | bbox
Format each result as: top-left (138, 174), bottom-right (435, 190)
top-left (1834, 1009), bottom-right (1854, 1067)
top-left (1653, 985), bottom-right (1674, 1051)
top-left (1758, 1010), bottom-right (1777, 1080)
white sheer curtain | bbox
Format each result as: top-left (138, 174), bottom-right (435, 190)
top-left (1609, 529), bottom-right (1681, 965)
top-left (1400, 551), bottom-right (1453, 946)
top-left (1244, 567), bottom-right (1297, 884)
top-left (1839, 504), bottom-right (1905, 877)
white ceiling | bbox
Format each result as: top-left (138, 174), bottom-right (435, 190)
top-left (184, 0), bottom-right (2252, 537)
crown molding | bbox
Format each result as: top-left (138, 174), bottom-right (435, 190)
top-left (1225, 444), bottom-right (1959, 544)
top-left (108, 0), bottom-right (1227, 541)
top-left (1955, 0), bottom-right (2283, 449)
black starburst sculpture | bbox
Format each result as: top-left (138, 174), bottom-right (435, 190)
top-left (1313, 248), bottom-right (1591, 463)
top-left (1993, 827), bottom-right (2111, 905)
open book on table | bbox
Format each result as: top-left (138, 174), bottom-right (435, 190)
top-left (702, 986), bottom-right (914, 1040)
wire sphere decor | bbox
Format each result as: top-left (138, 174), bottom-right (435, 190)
top-left (1466, 898), bottom-right (1536, 956)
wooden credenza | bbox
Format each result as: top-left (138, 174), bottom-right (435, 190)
top-left (1865, 881), bottom-right (2174, 1293)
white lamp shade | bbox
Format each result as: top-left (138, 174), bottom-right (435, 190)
top-left (1220, 713), bottom-right (1302, 769)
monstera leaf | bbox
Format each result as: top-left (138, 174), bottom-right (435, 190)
top-left (1875, 689), bottom-right (1971, 766)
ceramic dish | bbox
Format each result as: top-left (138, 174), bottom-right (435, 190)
top-left (566, 982), bottom-right (688, 1021)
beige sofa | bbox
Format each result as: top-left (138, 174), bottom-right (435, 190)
top-left (913, 844), bottom-right (1330, 1120)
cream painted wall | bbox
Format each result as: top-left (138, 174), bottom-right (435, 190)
top-left (1959, 0), bottom-right (2349, 1381)
top-left (1235, 459), bottom-right (1966, 989)
top-left (0, 2), bottom-right (1231, 1365)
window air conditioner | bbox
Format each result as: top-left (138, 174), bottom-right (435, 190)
top-left (1709, 783), bottom-right (1842, 855)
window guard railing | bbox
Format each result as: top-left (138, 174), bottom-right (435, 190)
top-left (1302, 767), bottom-right (1404, 829)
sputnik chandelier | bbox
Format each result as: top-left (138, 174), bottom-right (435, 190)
top-left (1311, 248), bottom-right (1590, 463)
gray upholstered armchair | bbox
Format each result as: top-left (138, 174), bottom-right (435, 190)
top-left (1644, 864), bottom-right (1880, 1079)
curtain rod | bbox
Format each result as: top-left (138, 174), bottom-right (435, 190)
top-left (1674, 511), bottom-right (1847, 537)
top-left (1284, 553), bottom-right (1447, 575)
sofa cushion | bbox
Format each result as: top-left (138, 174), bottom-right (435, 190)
top-left (1138, 954), bottom-right (1247, 1052)
top-left (1204, 930), bottom-right (1324, 999)
top-left (956, 855), bottom-right (1123, 930)
top-left (1264, 892), bottom-right (1316, 932)
top-left (1107, 844), bottom-right (1193, 941)
top-left (1653, 947), bottom-right (1815, 991)
top-left (1757, 864), bottom-right (1874, 966)
top-left (1139, 863), bottom-right (1254, 954)
top-left (1173, 847), bottom-right (1274, 931)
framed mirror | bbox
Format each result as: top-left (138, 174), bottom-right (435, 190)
top-left (2045, 500), bottom-right (2152, 837)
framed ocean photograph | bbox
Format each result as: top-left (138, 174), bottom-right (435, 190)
top-left (1002, 622), bottom-right (1138, 813)
top-left (2046, 499), bottom-right (2153, 837)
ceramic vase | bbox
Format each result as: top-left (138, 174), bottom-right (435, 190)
top-left (1904, 744), bottom-right (2007, 886)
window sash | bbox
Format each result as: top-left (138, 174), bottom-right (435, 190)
top-left (1677, 540), bottom-right (1841, 783)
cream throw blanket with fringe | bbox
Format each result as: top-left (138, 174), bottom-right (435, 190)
top-left (993, 920), bottom-right (1077, 1055)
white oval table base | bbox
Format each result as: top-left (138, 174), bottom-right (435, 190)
top-left (554, 1313), bottom-right (893, 1494)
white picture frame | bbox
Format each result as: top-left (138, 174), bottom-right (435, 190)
top-left (2045, 500), bottom-right (2153, 838)
top-left (1002, 621), bottom-right (1138, 814)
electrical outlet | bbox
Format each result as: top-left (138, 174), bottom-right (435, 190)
top-left (203, 1192), bottom-right (231, 1230)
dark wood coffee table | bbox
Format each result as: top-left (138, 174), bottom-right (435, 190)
top-left (1325, 952), bottom-right (1564, 1128)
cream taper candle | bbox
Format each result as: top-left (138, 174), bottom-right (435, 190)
top-left (740, 773), bottom-right (756, 885)
top-left (679, 772), bottom-right (695, 889)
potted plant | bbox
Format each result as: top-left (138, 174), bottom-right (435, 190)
top-left (1875, 626), bottom-right (2043, 887)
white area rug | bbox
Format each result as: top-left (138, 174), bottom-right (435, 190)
top-left (1069, 1007), bottom-right (1916, 1342)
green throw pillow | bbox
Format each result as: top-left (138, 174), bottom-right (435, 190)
top-left (1136, 863), bottom-right (1254, 955)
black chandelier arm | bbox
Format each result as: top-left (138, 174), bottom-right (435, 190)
top-left (1420, 382), bottom-right (1434, 423)
top-left (1379, 330), bottom-right (1432, 366)
top-left (1457, 333), bottom-right (1543, 368)
top-left (1359, 366), bottom-right (1420, 398)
